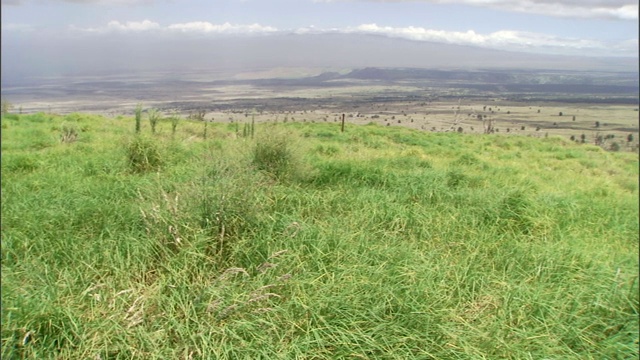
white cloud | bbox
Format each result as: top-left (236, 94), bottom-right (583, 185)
top-left (107, 19), bottom-right (160, 31)
top-left (2, 0), bottom-right (158, 5)
top-left (167, 22), bottom-right (278, 34)
top-left (294, 22), bottom-right (636, 56)
top-left (342, 23), bottom-right (634, 55)
top-left (70, 20), bottom-right (278, 35)
top-left (66, 20), bottom-right (638, 57)
top-left (315, 0), bottom-right (639, 20)
top-left (1, 22), bottom-right (35, 32)
top-left (72, 19), bottom-right (160, 33)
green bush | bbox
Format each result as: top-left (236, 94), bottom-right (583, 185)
top-left (126, 135), bottom-right (163, 173)
top-left (610, 142), bottom-right (621, 152)
top-left (252, 130), bottom-right (298, 180)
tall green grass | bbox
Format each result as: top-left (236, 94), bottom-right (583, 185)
top-left (2, 112), bottom-right (638, 359)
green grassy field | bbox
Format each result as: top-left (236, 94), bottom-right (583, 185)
top-left (1, 111), bottom-right (638, 359)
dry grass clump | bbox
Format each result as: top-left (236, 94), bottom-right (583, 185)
top-left (59, 123), bottom-right (79, 143)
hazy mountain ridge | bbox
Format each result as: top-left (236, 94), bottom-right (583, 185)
top-left (2, 33), bottom-right (638, 88)
top-left (341, 67), bottom-right (639, 86)
top-left (206, 67), bottom-right (639, 97)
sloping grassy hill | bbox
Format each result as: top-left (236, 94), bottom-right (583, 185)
top-left (2, 112), bottom-right (638, 359)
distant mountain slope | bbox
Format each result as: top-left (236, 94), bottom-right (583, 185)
top-left (2, 33), bottom-right (638, 87)
top-left (338, 67), bottom-right (639, 87)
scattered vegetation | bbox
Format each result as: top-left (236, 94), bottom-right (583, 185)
top-left (147, 108), bottom-right (161, 134)
top-left (169, 111), bottom-right (180, 135)
top-left (1, 99), bottom-right (14, 116)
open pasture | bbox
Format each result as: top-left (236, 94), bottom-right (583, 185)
top-left (1, 110), bottom-right (638, 359)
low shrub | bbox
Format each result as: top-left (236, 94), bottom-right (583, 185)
top-left (252, 130), bottom-right (298, 180)
top-left (126, 135), bottom-right (163, 173)
top-left (60, 123), bottom-right (79, 143)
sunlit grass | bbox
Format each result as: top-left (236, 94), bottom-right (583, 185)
top-left (2, 112), bottom-right (638, 359)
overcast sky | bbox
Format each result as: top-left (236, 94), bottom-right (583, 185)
top-left (1, 0), bottom-right (638, 83)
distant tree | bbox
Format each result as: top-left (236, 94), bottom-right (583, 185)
top-left (627, 133), bottom-right (634, 143)
top-left (559, 112), bottom-right (563, 116)
top-left (537, 109), bottom-right (541, 113)
top-left (570, 135), bottom-right (575, 141)
top-left (595, 135), bottom-right (604, 146)
top-left (580, 134), bottom-right (586, 143)
top-left (507, 111), bottom-right (510, 114)
top-left (595, 121), bottom-right (600, 128)
top-left (572, 115), bottom-right (576, 121)
top-left (610, 142), bottom-right (621, 152)
top-left (457, 127), bottom-right (463, 133)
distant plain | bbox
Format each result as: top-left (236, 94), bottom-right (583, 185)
top-left (2, 67), bottom-right (638, 151)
